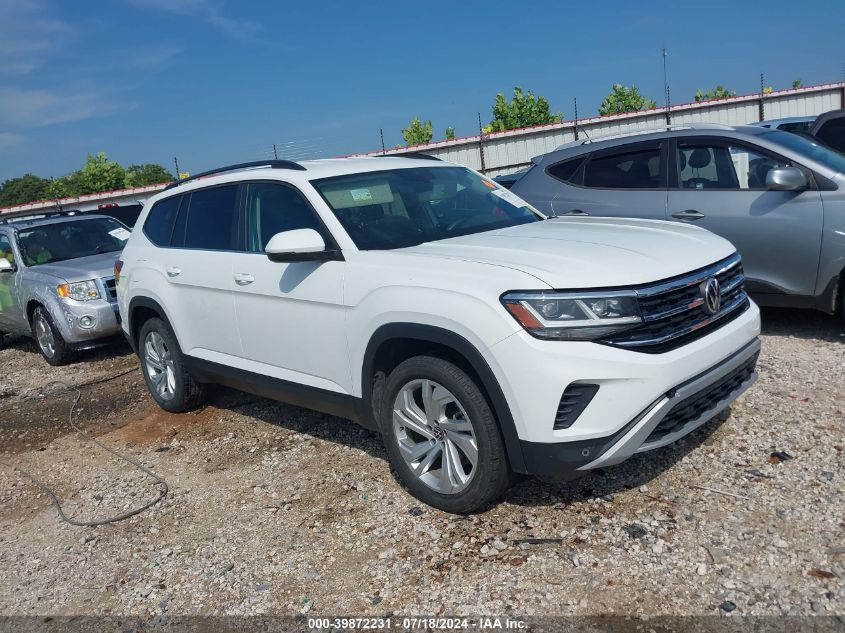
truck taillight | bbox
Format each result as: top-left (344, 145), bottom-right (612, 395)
top-left (114, 259), bottom-right (123, 283)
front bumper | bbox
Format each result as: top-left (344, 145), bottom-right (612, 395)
top-left (53, 297), bottom-right (122, 345)
top-left (519, 338), bottom-right (760, 478)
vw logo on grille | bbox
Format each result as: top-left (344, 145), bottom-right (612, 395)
top-left (702, 277), bottom-right (721, 314)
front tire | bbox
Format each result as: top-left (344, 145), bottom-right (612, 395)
top-left (138, 317), bottom-right (206, 412)
top-left (380, 356), bottom-right (512, 514)
top-left (31, 305), bottom-right (74, 366)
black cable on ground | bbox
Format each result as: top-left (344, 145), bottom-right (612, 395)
top-left (0, 366), bottom-right (169, 527)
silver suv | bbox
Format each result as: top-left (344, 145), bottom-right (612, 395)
top-left (0, 211), bottom-right (129, 364)
top-left (510, 124), bottom-right (845, 318)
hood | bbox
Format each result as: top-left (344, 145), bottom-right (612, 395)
top-left (28, 251), bottom-right (121, 283)
top-left (401, 217), bottom-right (736, 289)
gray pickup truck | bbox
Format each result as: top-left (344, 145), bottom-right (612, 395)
top-left (0, 211), bottom-right (129, 365)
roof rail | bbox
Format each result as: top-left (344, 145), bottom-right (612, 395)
top-left (0, 209), bottom-right (82, 225)
top-left (575, 122), bottom-right (736, 146)
top-left (382, 152), bottom-right (442, 161)
top-left (164, 160), bottom-right (306, 190)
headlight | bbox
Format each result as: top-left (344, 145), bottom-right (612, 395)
top-left (57, 280), bottom-right (100, 301)
top-left (501, 291), bottom-right (642, 340)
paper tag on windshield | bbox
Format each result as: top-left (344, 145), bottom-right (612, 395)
top-left (109, 227), bottom-right (131, 241)
top-left (491, 188), bottom-right (528, 208)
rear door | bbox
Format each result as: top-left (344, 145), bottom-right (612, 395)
top-left (153, 185), bottom-right (244, 362)
top-left (542, 140), bottom-right (668, 219)
top-left (666, 137), bottom-right (823, 296)
top-left (229, 181), bottom-right (349, 396)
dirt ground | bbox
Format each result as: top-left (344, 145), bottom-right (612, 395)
top-left (0, 308), bottom-right (842, 619)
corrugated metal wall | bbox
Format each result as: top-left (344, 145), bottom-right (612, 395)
top-left (362, 83), bottom-right (845, 176)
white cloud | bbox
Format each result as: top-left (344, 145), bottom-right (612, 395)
top-left (0, 0), bottom-right (72, 76)
top-left (0, 86), bottom-right (135, 128)
top-left (0, 132), bottom-right (26, 149)
top-left (127, 0), bottom-right (259, 38)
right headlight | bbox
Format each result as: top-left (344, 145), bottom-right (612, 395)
top-left (501, 290), bottom-right (642, 340)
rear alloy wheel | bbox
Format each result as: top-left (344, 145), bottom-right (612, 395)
top-left (138, 318), bottom-right (206, 412)
top-left (31, 305), bottom-right (74, 366)
top-left (381, 356), bottom-right (512, 513)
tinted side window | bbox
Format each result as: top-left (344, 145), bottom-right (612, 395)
top-left (546, 157), bottom-right (584, 184)
top-left (183, 185), bottom-right (240, 250)
top-left (0, 233), bottom-right (15, 267)
top-left (143, 196), bottom-right (181, 246)
top-left (677, 141), bottom-right (787, 190)
top-left (245, 183), bottom-right (325, 252)
top-left (583, 146), bottom-right (662, 189)
top-left (814, 117), bottom-right (845, 153)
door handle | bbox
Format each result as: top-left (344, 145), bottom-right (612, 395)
top-left (671, 210), bottom-right (705, 221)
top-left (234, 273), bottom-right (255, 286)
top-left (563, 209), bottom-right (589, 216)
top-left (165, 267), bottom-right (181, 277)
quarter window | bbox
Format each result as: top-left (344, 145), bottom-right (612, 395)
top-left (245, 183), bottom-right (325, 252)
top-left (546, 157), bottom-right (584, 184)
top-left (143, 196), bottom-right (181, 246)
top-left (583, 146), bottom-right (662, 189)
top-left (182, 185), bottom-right (240, 251)
top-left (677, 142), bottom-right (787, 190)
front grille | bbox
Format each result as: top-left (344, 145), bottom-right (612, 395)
top-left (102, 276), bottom-right (117, 303)
top-left (553, 383), bottom-right (599, 430)
top-left (645, 351), bottom-right (759, 444)
top-left (601, 254), bottom-right (749, 353)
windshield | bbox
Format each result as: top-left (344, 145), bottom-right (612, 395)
top-left (311, 166), bottom-right (542, 250)
top-left (17, 218), bottom-right (130, 266)
top-left (761, 129), bottom-right (845, 173)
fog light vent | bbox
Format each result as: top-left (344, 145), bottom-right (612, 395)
top-left (79, 315), bottom-right (96, 329)
top-left (554, 383), bottom-right (599, 430)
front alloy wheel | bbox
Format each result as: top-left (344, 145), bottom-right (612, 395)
top-left (393, 379), bottom-right (479, 494)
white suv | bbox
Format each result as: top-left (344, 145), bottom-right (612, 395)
top-left (116, 156), bottom-right (761, 513)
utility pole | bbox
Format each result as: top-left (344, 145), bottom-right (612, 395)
top-left (380, 128), bottom-right (386, 155)
top-left (174, 157), bottom-right (181, 181)
top-left (662, 48), bottom-right (671, 125)
top-left (759, 72), bottom-right (765, 122)
top-left (273, 144), bottom-right (279, 160)
top-left (573, 97), bottom-right (579, 140)
top-left (477, 112), bottom-right (486, 173)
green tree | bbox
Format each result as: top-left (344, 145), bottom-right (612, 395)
top-left (792, 79), bottom-right (802, 89)
top-left (401, 117), bottom-right (433, 145)
top-left (124, 163), bottom-right (174, 188)
top-left (0, 174), bottom-right (51, 206)
top-left (488, 87), bottom-right (561, 132)
top-left (695, 85), bottom-right (736, 102)
top-left (599, 84), bottom-right (657, 115)
top-left (445, 126), bottom-right (456, 140)
top-left (47, 153), bottom-right (126, 198)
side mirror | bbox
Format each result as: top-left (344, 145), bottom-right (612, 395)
top-left (0, 257), bottom-right (15, 272)
top-left (264, 228), bottom-right (342, 263)
top-left (765, 166), bottom-right (807, 191)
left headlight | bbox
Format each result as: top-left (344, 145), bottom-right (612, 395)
top-left (57, 280), bottom-right (100, 301)
top-left (501, 290), bottom-right (642, 340)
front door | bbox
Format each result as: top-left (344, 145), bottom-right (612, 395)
top-left (230, 181), bottom-right (349, 395)
top-left (0, 231), bottom-right (24, 333)
top-left (667, 138), bottom-right (823, 296)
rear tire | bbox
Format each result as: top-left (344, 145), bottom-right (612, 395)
top-left (138, 317), bottom-right (206, 412)
top-left (31, 305), bottom-right (74, 366)
top-left (380, 356), bottom-right (512, 514)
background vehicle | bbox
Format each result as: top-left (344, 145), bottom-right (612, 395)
top-left (118, 157), bottom-right (760, 513)
top-left (0, 211), bottom-right (128, 364)
top-left (750, 116), bottom-right (815, 133)
top-left (510, 124), bottom-right (845, 317)
top-left (809, 109), bottom-right (845, 153)
top-left (82, 203), bottom-right (145, 227)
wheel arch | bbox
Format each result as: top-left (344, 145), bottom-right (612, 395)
top-left (361, 323), bottom-right (527, 474)
top-left (126, 296), bottom-right (175, 352)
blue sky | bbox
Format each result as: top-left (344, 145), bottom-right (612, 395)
top-left (1, 0), bottom-right (843, 182)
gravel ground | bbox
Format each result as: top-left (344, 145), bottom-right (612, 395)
top-left (0, 308), bottom-right (842, 619)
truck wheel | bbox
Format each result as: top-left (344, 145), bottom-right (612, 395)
top-left (380, 356), bottom-right (512, 514)
top-left (31, 305), bottom-right (74, 366)
top-left (138, 317), bottom-right (206, 412)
